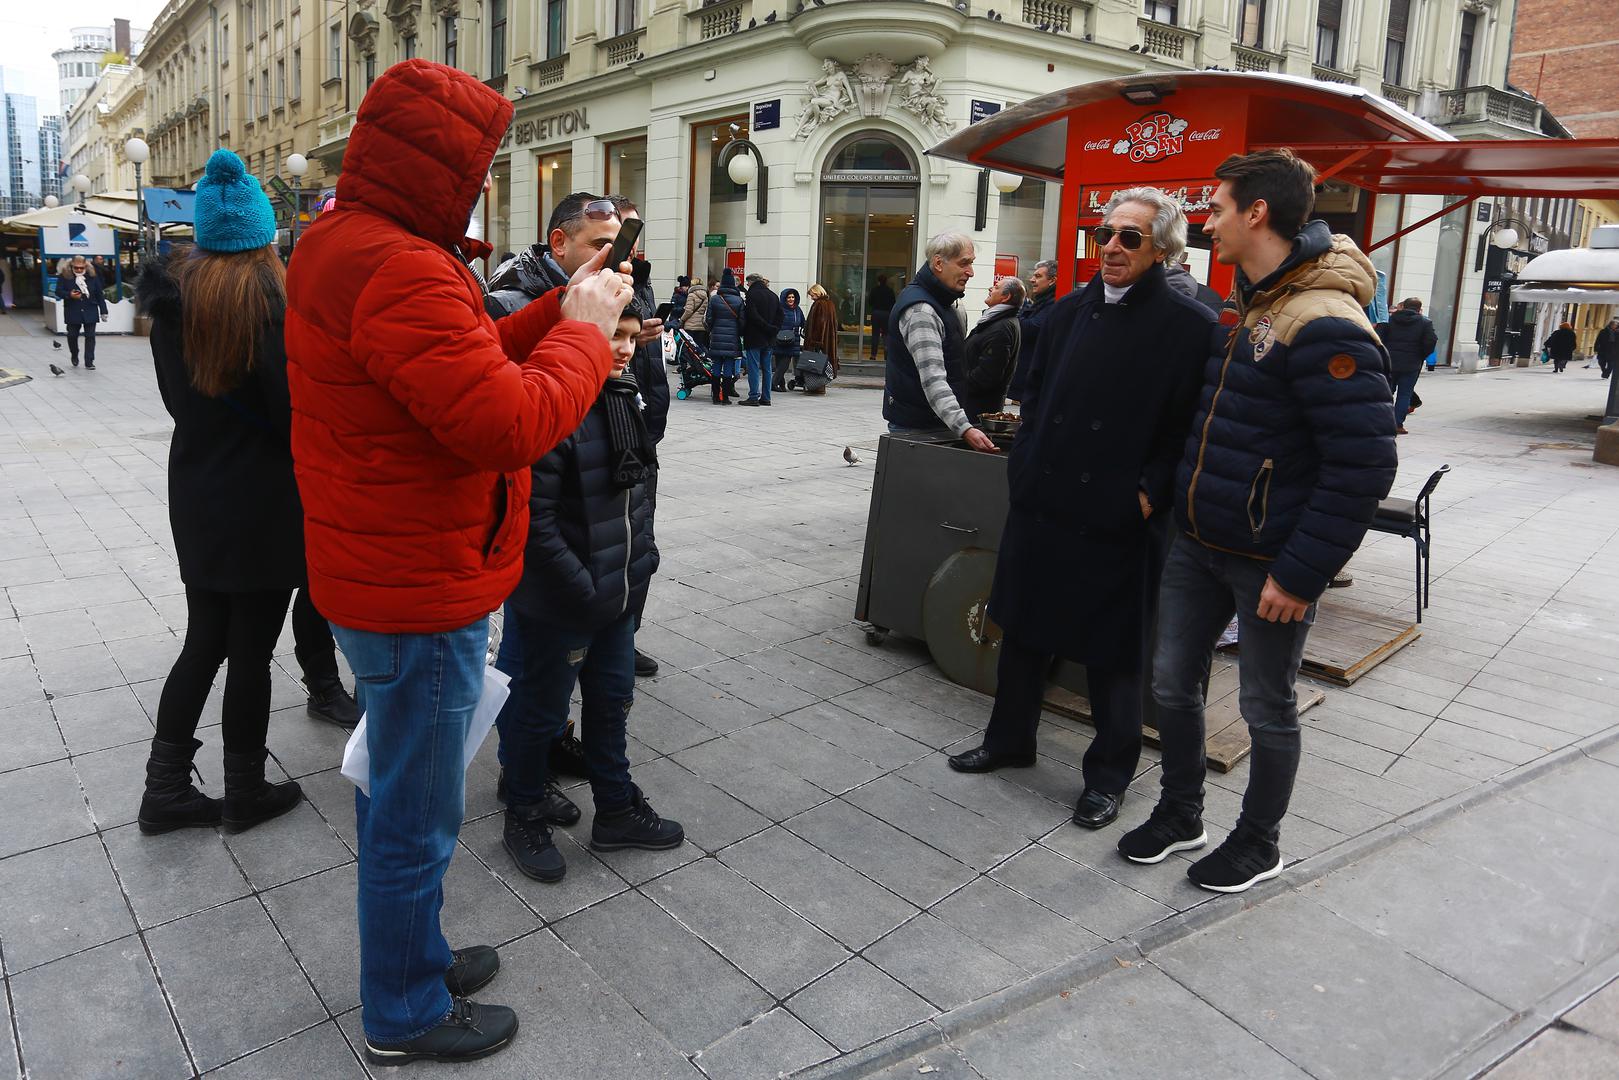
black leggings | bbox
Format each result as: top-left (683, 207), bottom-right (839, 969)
top-left (154, 587), bottom-right (293, 754)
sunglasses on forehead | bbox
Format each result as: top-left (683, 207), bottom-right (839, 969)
top-left (582, 199), bottom-right (618, 221)
top-left (1092, 225), bottom-right (1148, 250)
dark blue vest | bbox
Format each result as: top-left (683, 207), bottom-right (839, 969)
top-left (883, 265), bottom-right (967, 430)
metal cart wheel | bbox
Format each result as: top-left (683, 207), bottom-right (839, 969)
top-left (921, 548), bottom-right (1002, 696)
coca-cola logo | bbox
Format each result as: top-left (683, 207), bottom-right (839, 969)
top-left (1090, 111), bottom-right (1223, 161)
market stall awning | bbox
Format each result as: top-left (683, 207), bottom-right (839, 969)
top-left (1270, 140), bottom-right (1619, 198)
top-left (0, 194), bottom-right (142, 235)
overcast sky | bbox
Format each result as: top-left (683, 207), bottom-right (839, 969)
top-left (0, 2), bottom-right (167, 117)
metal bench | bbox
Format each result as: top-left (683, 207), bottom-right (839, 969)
top-left (1368, 464), bottom-right (1450, 622)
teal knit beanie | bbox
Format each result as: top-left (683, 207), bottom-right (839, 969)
top-left (193, 149), bottom-right (277, 253)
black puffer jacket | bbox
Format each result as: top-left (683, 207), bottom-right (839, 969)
top-left (507, 395), bottom-right (659, 633)
top-left (1377, 307), bottom-right (1437, 374)
top-left (706, 271), bottom-right (745, 359)
top-left (485, 244), bottom-right (568, 317)
top-left (629, 258), bottom-right (670, 443)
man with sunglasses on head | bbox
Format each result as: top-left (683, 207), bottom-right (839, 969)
top-left (949, 190), bottom-right (1212, 842)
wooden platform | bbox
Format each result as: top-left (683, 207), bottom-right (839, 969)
top-left (1044, 660), bottom-right (1325, 773)
top-left (0, 368), bottom-right (31, 390)
top-left (1288, 595), bottom-right (1421, 685)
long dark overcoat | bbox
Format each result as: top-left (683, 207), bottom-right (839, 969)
top-left (989, 264), bottom-right (1213, 670)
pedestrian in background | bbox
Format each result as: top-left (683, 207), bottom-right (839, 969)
top-left (773, 287), bottom-right (805, 393)
top-left (1545, 321), bottom-right (1577, 373)
top-left (868, 273), bottom-right (896, 361)
top-left (706, 267), bottom-right (744, 404)
top-left (1008, 258), bottom-right (1057, 402)
top-left (1377, 297), bottom-right (1436, 435)
top-left (802, 283), bottom-right (840, 387)
top-left (668, 275), bottom-right (690, 329)
top-left (55, 255), bottom-right (107, 368)
top-left (133, 150), bottom-right (304, 838)
top-left (960, 275), bottom-right (1024, 423)
top-left (682, 276), bottom-right (708, 349)
top-left (1596, 318), bottom-right (1619, 379)
top-left (741, 272), bottom-right (781, 405)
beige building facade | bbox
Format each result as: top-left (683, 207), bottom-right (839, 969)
top-left (65, 64), bottom-right (147, 196)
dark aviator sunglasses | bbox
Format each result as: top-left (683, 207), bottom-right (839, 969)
top-left (1092, 225), bottom-right (1147, 251)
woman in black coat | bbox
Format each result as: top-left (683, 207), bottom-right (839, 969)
top-left (705, 268), bottom-right (745, 404)
top-left (1545, 322), bottom-right (1578, 373)
top-left (951, 258), bottom-right (1213, 824)
top-left (54, 255), bottom-right (108, 368)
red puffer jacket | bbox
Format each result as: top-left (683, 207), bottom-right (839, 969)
top-left (285, 60), bottom-right (611, 633)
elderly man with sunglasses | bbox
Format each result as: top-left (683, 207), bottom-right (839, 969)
top-left (949, 188), bottom-right (1214, 836)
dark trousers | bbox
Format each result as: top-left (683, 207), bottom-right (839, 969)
top-left (67, 320), bottom-right (96, 362)
top-left (1393, 369), bottom-right (1421, 426)
top-left (154, 586), bottom-right (294, 753)
top-left (869, 312), bottom-right (889, 360)
top-left (983, 635), bottom-right (1144, 795)
top-left (290, 588), bottom-right (340, 685)
top-left (1151, 534), bottom-right (1315, 844)
top-left (631, 469), bottom-right (658, 632)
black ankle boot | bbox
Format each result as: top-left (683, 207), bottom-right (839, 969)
top-left (138, 737), bottom-right (222, 835)
top-left (222, 748), bottom-right (304, 833)
top-left (305, 673), bottom-right (360, 728)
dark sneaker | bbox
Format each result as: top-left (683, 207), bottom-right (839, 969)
top-left (550, 732), bottom-right (590, 780)
top-left (503, 805), bottom-right (566, 882)
top-left (1117, 804), bottom-right (1209, 865)
top-left (633, 649), bottom-right (660, 678)
top-left (364, 997), bottom-right (518, 1067)
top-left (1186, 826), bottom-right (1284, 894)
top-left (494, 771), bottom-right (580, 826)
top-left (305, 674), bottom-right (359, 728)
top-left (591, 789), bottom-right (685, 852)
top-left (445, 945), bottom-right (500, 996)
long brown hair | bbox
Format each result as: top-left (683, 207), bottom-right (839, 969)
top-left (177, 244), bottom-right (286, 397)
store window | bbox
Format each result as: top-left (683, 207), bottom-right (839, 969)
top-left (1316, 0), bottom-right (1341, 68)
top-left (1236, 0), bottom-right (1265, 48)
top-left (546, 0), bottom-right (567, 58)
top-left (605, 137), bottom-right (647, 213)
top-left (818, 133), bottom-right (920, 362)
top-left (688, 116), bottom-right (750, 282)
top-left (1456, 11), bottom-right (1478, 88)
top-left (993, 179), bottom-right (1061, 290)
top-left (489, 0), bottom-right (507, 76)
top-left (488, 161), bottom-right (512, 261)
top-left (538, 150), bottom-right (574, 227)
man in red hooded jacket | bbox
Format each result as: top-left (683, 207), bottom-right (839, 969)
top-left (285, 60), bottom-right (630, 1066)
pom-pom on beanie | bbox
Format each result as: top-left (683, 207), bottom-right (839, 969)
top-left (193, 149), bottom-right (278, 253)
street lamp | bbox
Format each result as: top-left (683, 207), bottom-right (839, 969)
top-left (43, 195), bottom-right (60, 208)
top-left (1486, 212), bottom-right (1534, 362)
top-left (717, 138), bottom-right (768, 224)
top-left (124, 136), bottom-right (151, 261)
top-left (286, 152), bottom-right (309, 251)
top-left (70, 173), bottom-right (92, 207)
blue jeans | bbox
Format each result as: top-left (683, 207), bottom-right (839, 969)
top-left (492, 603), bottom-right (522, 767)
top-left (743, 347), bottom-right (772, 402)
top-left (499, 610), bottom-right (636, 812)
top-left (329, 617), bottom-right (488, 1044)
top-left (1393, 369), bottom-right (1421, 425)
top-left (1150, 534), bottom-right (1315, 844)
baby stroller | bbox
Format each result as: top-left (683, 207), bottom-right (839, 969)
top-left (671, 327), bottom-right (716, 400)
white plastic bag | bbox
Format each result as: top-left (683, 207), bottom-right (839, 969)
top-left (340, 665), bottom-right (511, 797)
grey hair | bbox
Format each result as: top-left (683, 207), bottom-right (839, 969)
top-left (1101, 187), bottom-right (1189, 267)
top-left (997, 276), bottom-right (1026, 307)
top-left (926, 231), bottom-right (974, 262)
top-left (1032, 258), bottom-right (1058, 279)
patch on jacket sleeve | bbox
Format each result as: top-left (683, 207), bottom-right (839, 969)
top-left (1327, 353), bottom-right (1357, 379)
top-left (1249, 315), bottom-right (1275, 359)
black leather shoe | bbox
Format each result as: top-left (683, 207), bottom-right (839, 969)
top-left (445, 945), bottom-right (500, 996)
top-left (305, 674), bottom-right (359, 728)
top-left (946, 746), bottom-right (1036, 774)
top-left (550, 732), bottom-right (589, 780)
top-left (364, 997), bottom-right (518, 1067)
top-left (1071, 788), bottom-right (1122, 830)
top-left (494, 770), bottom-right (580, 825)
top-left (503, 805), bottom-right (566, 883)
top-left (634, 650), bottom-right (659, 678)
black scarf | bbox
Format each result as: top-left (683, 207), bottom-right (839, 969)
top-left (602, 373), bottom-right (657, 490)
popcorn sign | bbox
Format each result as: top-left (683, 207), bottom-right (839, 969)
top-left (1111, 111), bottom-right (1207, 163)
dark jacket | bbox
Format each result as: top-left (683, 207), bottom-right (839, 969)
top-left (705, 271), bottom-right (745, 359)
top-left (1596, 326), bottom-right (1619, 364)
top-left (773, 289), bottom-right (805, 356)
top-left (627, 258), bottom-right (669, 443)
top-left (869, 280), bottom-right (896, 316)
top-left (804, 292), bottom-right (840, 372)
top-left (668, 286), bottom-right (688, 327)
top-left (1176, 221), bottom-right (1398, 602)
top-left (1008, 286), bottom-right (1056, 401)
top-left (55, 268), bottom-right (108, 324)
top-left (991, 264), bottom-right (1211, 667)
top-left (137, 255), bottom-right (305, 593)
top-left (1377, 307), bottom-right (1438, 374)
top-left (1164, 263), bottom-right (1224, 314)
top-left (960, 306), bottom-right (1022, 423)
top-left (1544, 327), bottom-right (1577, 363)
top-left (485, 244), bottom-right (569, 317)
top-left (883, 264), bottom-right (967, 431)
top-left (507, 395), bottom-right (659, 634)
top-left (743, 279), bottom-right (782, 350)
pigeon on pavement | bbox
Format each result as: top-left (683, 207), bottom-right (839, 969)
top-left (49, 364), bottom-right (65, 376)
top-left (843, 446), bottom-right (861, 466)
top-left (52, 340), bottom-right (61, 349)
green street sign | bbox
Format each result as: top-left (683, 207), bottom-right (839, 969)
top-left (703, 233), bottom-right (727, 247)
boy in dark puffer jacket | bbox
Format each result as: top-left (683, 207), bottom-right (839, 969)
top-left (499, 306), bottom-right (684, 884)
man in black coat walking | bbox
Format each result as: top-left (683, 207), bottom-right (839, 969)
top-left (1376, 297), bottom-right (1437, 433)
top-left (741, 273), bottom-right (781, 405)
top-left (1597, 318), bottom-right (1619, 380)
top-left (55, 256), bottom-right (108, 368)
top-left (948, 190), bottom-right (1213, 835)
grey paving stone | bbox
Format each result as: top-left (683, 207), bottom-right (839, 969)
top-left (844, 774), bottom-right (1032, 871)
top-left (662, 613), bottom-right (776, 658)
top-left (1310, 836), bottom-right (1619, 1009)
top-left (73, 737), bottom-right (164, 830)
top-left (0, 655), bottom-right (42, 709)
top-left (626, 693), bottom-right (722, 756)
top-left (869, 1044), bottom-right (983, 1080)
top-left (0, 616), bottom-right (26, 660)
top-left (1154, 892), bottom-right (1509, 1080)
top-left (0, 834), bottom-right (135, 971)
top-left (692, 659), bottom-right (822, 717)
top-left (260, 863), bottom-right (360, 1014)
top-left (439, 841), bottom-right (544, 950)
top-left (0, 759), bottom-right (93, 857)
top-left (5, 578), bottom-right (86, 617)
top-left (223, 801), bottom-right (353, 890)
top-left (604, 756), bottom-right (770, 855)
top-left (954, 961), bottom-right (1309, 1080)
top-left (104, 820), bottom-right (251, 930)
top-left (646, 859), bottom-right (849, 997)
top-left (266, 707), bottom-right (354, 779)
top-left (694, 1007), bottom-right (837, 1080)
top-left (1484, 1026), bottom-right (1619, 1080)
top-left (459, 810), bottom-right (631, 922)
top-left (865, 912), bottom-right (1025, 1011)
top-left (553, 890), bottom-right (772, 1054)
top-left (784, 799), bottom-right (976, 909)
top-left (84, 598), bottom-right (172, 643)
top-left (17, 607), bottom-right (102, 651)
top-left (1513, 755), bottom-right (1619, 837)
top-left (786, 958), bottom-right (935, 1053)
top-left (51, 683), bottom-right (151, 755)
top-left (779, 700), bottom-right (935, 770)
top-left (10, 938), bottom-right (189, 1080)
top-left (0, 555), bottom-right (61, 589)
top-left (930, 877), bottom-right (1104, 975)
top-left (31, 642), bottom-right (127, 699)
top-left (672, 735), bottom-right (833, 820)
top-left (717, 826), bottom-right (919, 950)
top-left (742, 646), bottom-right (866, 699)
top-left (895, 758), bottom-right (1073, 840)
top-left (639, 671), bottom-right (774, 735)
top-left (722, 717), bottom-right (885, 795)
top-left (206, 1021), bottom-right (366, 1079)
top-left (1566, 977), bottom-right (1619, 1045)
top-left (0, 699), bottom-right (66, 772)
top-left (872, 668), bottom-right (994, 726)
top-left (989, 844), bottom-right (1175, 942)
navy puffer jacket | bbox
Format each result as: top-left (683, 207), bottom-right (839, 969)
top-left (706, 273), bottom-right (745, 360)
top-left (507, 396), bottom-right (659, 633)
top-left (1175, 221), bottom-right (1397, 602)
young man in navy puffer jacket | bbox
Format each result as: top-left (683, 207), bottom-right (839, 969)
top-left (1118, 149), bottom-right (1397, 894)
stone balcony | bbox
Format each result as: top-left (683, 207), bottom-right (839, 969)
top-left (1433, 85), bottom-right (1554, 138)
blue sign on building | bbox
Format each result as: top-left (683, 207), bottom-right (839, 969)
top-left (753, 99), bottom-right (781, 131)
top-left (970, 100), bottom-right (1002, 125)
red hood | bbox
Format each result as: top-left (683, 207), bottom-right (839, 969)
top-left (336, 60), bottom-right (512, 250)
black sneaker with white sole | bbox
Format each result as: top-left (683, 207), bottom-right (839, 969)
top-left (1186, 826), bottom-right (1284, 894)
top-left (363, 997), bottom-right (518, 1067)
top-left (1117, 804), bottom-right (1209, 864)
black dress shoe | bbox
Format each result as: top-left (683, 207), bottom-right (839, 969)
top-left (364, 997), bottom-right (518, 1067)
top-left (946, 745), bottom-right (1036, 773)
top-left (634, 649), bottom-right (659, 678)
top-left (445, 945), bottom-right (500, 996)
top-left (494, 770), bottom-right (580, 825)
top-left (1072, 788), bottom-right (1122, 830)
